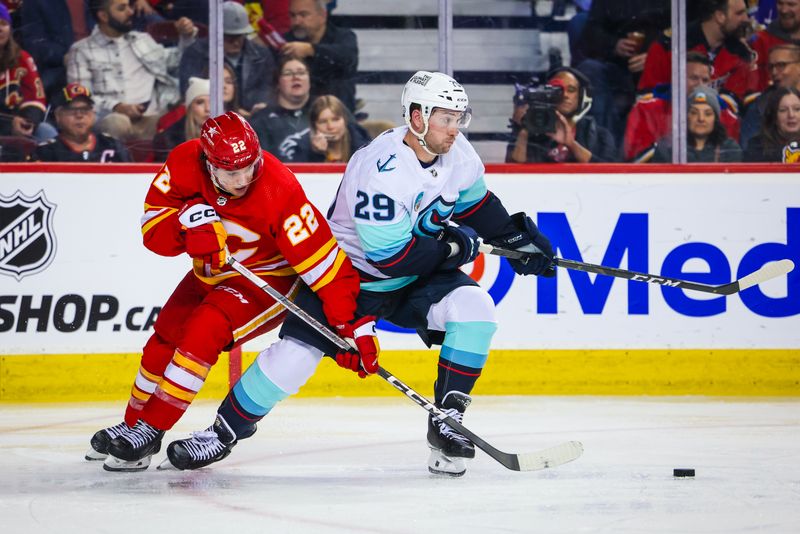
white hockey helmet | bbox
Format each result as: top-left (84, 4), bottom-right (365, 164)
top-left (401, 71), bottom-right (471, 152)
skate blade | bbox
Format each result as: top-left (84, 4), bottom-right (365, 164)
top-left (103, 454), bottom-right (152, 472)
top-left (156, 457), bottom-right (179, 471)
top-left (427, 449), bottom-right (467, 477)
top-left (85, 449), bottom-right (107, 461)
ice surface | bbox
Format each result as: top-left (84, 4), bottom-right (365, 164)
top-left (1, 397), bottom-right (798, 533)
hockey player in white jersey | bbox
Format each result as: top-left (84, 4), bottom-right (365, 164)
top-left (162, 71), bottom-right (556, 477)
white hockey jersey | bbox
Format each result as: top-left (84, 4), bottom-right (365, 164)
top-left (327, 126), bottom-right (488, 292)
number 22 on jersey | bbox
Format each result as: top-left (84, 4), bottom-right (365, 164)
top-left (283, 203), bottom-right (319, 245)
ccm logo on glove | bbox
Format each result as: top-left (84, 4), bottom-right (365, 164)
top-left (178, 203), bottom-right (221, 228)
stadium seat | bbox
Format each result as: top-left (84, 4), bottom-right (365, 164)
top-left (0, 136), bottom-right (38, 161)
top-left (125, 139), bottom-right (155, 163)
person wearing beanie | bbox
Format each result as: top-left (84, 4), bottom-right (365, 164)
top-left (653, 85), bottom-right (742, 163)
top-left (153, 77), bottom-right (210, 160)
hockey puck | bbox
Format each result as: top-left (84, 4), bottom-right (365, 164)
top-left (673, 468), bottom-right (695, 477)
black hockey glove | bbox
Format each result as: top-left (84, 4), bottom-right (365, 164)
top-left (440, 224), bottom-right (481, 270)
top-left (489, 212), bottom-right (555, 277)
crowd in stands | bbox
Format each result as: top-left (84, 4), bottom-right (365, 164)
top-left (504, 0), bottom-right (800, 164)
top-left (1, 0), bottom-right (799, 165)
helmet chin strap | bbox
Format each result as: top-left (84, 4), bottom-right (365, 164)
top-left (206, 161), bottom-right (231, 195)
top-left (410, 117), bottom-right (443, 157)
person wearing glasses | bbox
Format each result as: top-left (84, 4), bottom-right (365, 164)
top-left (282, 0), bottom-right (358, 111)
top-left (750, 0), bottom-right (800, 93)
top-left (250, 57), bottom-right (313, 161)
top-left (31, 83), bottom-right (130, 162)
top-left (741, 44), bottom-right (800, 148)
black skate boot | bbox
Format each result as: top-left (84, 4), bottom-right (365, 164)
top-left (103, 420), bottom-right (165, 472)
top-left (85, 422), bottom-right (130, 461)
top-left (427, 391), bottom-right (475, 477)
top-left (159, 415), bottom-right (251, 471)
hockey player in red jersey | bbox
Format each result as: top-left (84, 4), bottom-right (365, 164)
top-left (86, 111), bottom-right (378, 471)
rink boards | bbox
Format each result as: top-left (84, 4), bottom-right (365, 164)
top-left (1, 163), bottom-right (798, 400)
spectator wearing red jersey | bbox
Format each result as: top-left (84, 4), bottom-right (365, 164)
top-left (638, 0), bottom-right (756, 103)
top-left (624, 51), bottom-right (741, 161)
top-left (0, 4), bottom-right (49, 140)
top-left (750, 0), bottom-right (800, 93)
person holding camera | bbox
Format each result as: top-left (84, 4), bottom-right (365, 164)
top-left (506, 67), bottom-right (618, 163)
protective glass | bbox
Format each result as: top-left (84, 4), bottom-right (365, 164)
top-left (428, 107), bottom-right (472, 129)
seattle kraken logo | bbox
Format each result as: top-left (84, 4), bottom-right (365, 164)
top-left (377, 154), bottom-right (397, 172)
top-left (414, 196), bottom-right (455, 237)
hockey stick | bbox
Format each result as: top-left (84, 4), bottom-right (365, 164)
top-left (479, 243), bottom-right (794, 295)
top-left (227, 256), bottom-right (583, 472)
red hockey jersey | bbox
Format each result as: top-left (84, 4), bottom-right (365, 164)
top-left (624, 91), bottom-right (741, 161)
top-left (140, 139), bottom-right (359, 326)
top-left (0, 50), bottom-right (47, 128)
top-left (638, 24), bottom-right (756, 102)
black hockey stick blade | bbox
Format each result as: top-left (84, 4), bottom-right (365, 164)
top-left (229, 257), bottom-right (583, 472)
top-left (479, 244), bottom-right (795, 295)
top-left (378, 368), bottom-right (583, 472)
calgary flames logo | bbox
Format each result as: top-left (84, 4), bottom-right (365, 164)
top-left (782, 141), bottom-right (800, 164)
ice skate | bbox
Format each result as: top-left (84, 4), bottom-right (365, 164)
top-left (103, 420), bottom-right (164, 472)
top-left (427, 391), bottom-right (475, 476)
top-left (158, 415), bottom-right (245, 471)
top-left (85, 422), bottom-right (130, 461)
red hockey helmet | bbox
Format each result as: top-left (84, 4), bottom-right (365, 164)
top-left (201, 111), bottom-right (261, 169)
top-left (200, 111), bottom-right (263, 196)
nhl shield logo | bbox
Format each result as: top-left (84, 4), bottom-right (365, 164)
top-left (0, 190), bottom-right (57, 280)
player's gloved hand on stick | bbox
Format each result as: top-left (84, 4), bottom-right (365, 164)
top-left (440, 224), bottom-right (481, 270)
top-left (490, 212), bottom-right (555, 277)
top-left (334, 315), bottom-right (380, 378)
top-left (178, 202), bottom-right (228, 273)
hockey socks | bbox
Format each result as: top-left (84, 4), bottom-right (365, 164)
top-left (140, 349), bottom-right (212, 430)
top-left (434, 320), bottom-right (496, 403)
top-left (217, 357), bottom-right (290, 439)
